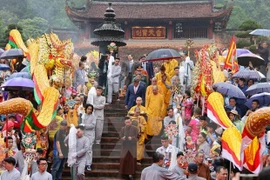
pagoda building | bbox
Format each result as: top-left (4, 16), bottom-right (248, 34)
top-left (65, 0), bottom-right (233, 56)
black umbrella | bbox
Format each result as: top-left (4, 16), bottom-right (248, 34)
top-left (237, 53), bottom-right (264, 67)
top-left (146, 48), bottom-right (181, 61)
top-left (0, 49), bottom-right (24, 59)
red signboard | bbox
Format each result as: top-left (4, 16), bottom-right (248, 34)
top-left (132, 26), bottom-right (166, 39)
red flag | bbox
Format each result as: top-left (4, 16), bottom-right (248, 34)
top-left (224, 36), bottom-right (239, 73)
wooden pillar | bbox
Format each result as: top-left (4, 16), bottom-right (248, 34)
top-left (124, 21), bottom-right (129, 40)
top-left (84, 21), bottom-right (90, 39)
top-left (208, 20), bottom-right (213, 39)
top-left (168, 21), bottom-right (173, 40)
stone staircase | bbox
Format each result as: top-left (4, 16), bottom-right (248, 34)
top-left (62, 100), bottom-right (161, 180)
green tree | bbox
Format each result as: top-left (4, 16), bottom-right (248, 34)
top-left (0, 10), bottom-right (19, 27)
top-left (227, 6), bottom-right (249, 29)
top-left (18, 17), bottom-right (49, 39)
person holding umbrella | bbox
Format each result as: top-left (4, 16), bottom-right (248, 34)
top-left (257, 41), bottom-right (269, 76)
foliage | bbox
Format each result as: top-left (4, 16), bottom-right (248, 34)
top-left (227, 6), bottom-right (249, 29)
top-left (235, 31), bottom-right (252, 38)
top-left (238, 20), bottom-right (262, 31)
top-left (249, 45), bottom-right (257, 54)
top-left (236, 39), bottom-right (251, 48)
top-left (18, 17), bottom-right (49, 39)
top-left (218, 0), bottom-right (270, 29)
top-left (0, 24), bottom-right (25, 49)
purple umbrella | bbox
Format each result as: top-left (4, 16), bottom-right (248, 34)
top-left (245, 92), bottom-right (270, 108)
top-left (237, 53), bottom-right (264, 67)
top-left (213, 82), bottom-right (246, 99)
top-left (222, 48), bottom-right (251, 57)
top-left (245, 82), bottom-right (270, 96)
top-left (1, 77), bottom-right (34, 91)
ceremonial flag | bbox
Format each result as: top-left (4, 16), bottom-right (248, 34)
top-left (207, 92), bottom-right (234, 129)
top-left (221, 127), bottom-right (242, 170)
top-left (224, 36), bottom-right (239, 73)
top-left (241, 127), bottom-right (265, 174)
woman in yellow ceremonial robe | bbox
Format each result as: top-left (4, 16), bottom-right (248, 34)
top-left (157, 74), bottom-right (172, 116)
top-left (146, 85), bottom-right (165, 136)
top-left (130, 107), bottom-right (147, 162)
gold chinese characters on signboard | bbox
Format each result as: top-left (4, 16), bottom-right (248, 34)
top-left (132, 26), bottom-right (166, 39)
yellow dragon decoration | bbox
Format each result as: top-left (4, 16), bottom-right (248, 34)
top-left (0, 29), bottom-right (74, 132)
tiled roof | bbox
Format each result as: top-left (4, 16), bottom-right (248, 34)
top-left (66, 2), bottom-right (233, 21)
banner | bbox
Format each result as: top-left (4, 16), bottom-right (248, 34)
top-left (132, 26), bottom-right (166, 39)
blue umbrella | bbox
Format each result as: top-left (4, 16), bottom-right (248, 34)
top-left (0, 64), bottom-right (10, 71)
top-left (245, 92), bottom-right (270, 108)
top-left (7, 72), bottom-right (31, 80)
top-left (245, 82), bottom-right (270, 96)
top-left (249, 29), bottom-right (270, 37)
top-left (213, 82), bottom-right (246, 99)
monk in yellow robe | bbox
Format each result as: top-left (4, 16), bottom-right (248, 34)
top-left (163, 59), bottom-right (178, 80)
top-left (66, 97), bottom-right (80, 127)
top-left (130, 107), bottom-right (147, 162)
top-left (128, 97), bottom-right (148, 115)
top-left (155, 65), bottom-right (170, 84)
top-left (146, 77), bottom-right (163, 100)
top-left (158, 74), bottom-right (172, 116)
top-left (146, 85), bottom-right (165, 136)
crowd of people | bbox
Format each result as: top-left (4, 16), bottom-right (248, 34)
top-left (0, 41), bottom-right (270, 180)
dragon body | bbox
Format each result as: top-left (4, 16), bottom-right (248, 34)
top-left (0, 29), bottom-right (74, 132)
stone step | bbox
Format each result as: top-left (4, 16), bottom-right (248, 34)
top-left (102, 131), bottom-right (120, 137)
top-left (93, 142), bottom-right (161, 150)
top-left (100, 136), bottom-right (161, 144)
top-left (92, 156), bottom-right (152, 164)
top-left (92, 162), bottom-right (148, 171)
top-left (62, 169), bottom-right (142, 178)
top-left (93, 148), bottom-right (156, 157)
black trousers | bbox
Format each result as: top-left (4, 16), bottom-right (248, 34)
top-left (98, 73), bottom-right (107, 87)
top-left (125, 72), bottom-right (133, 86)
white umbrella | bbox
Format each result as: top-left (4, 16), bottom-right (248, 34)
top-left (249, 29), bottom-right (270, 37)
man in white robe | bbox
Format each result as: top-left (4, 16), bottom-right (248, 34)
top-left (107, 58), bottom-right (121, 103)
top-left (93, 86), bottom-right (106, 144)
